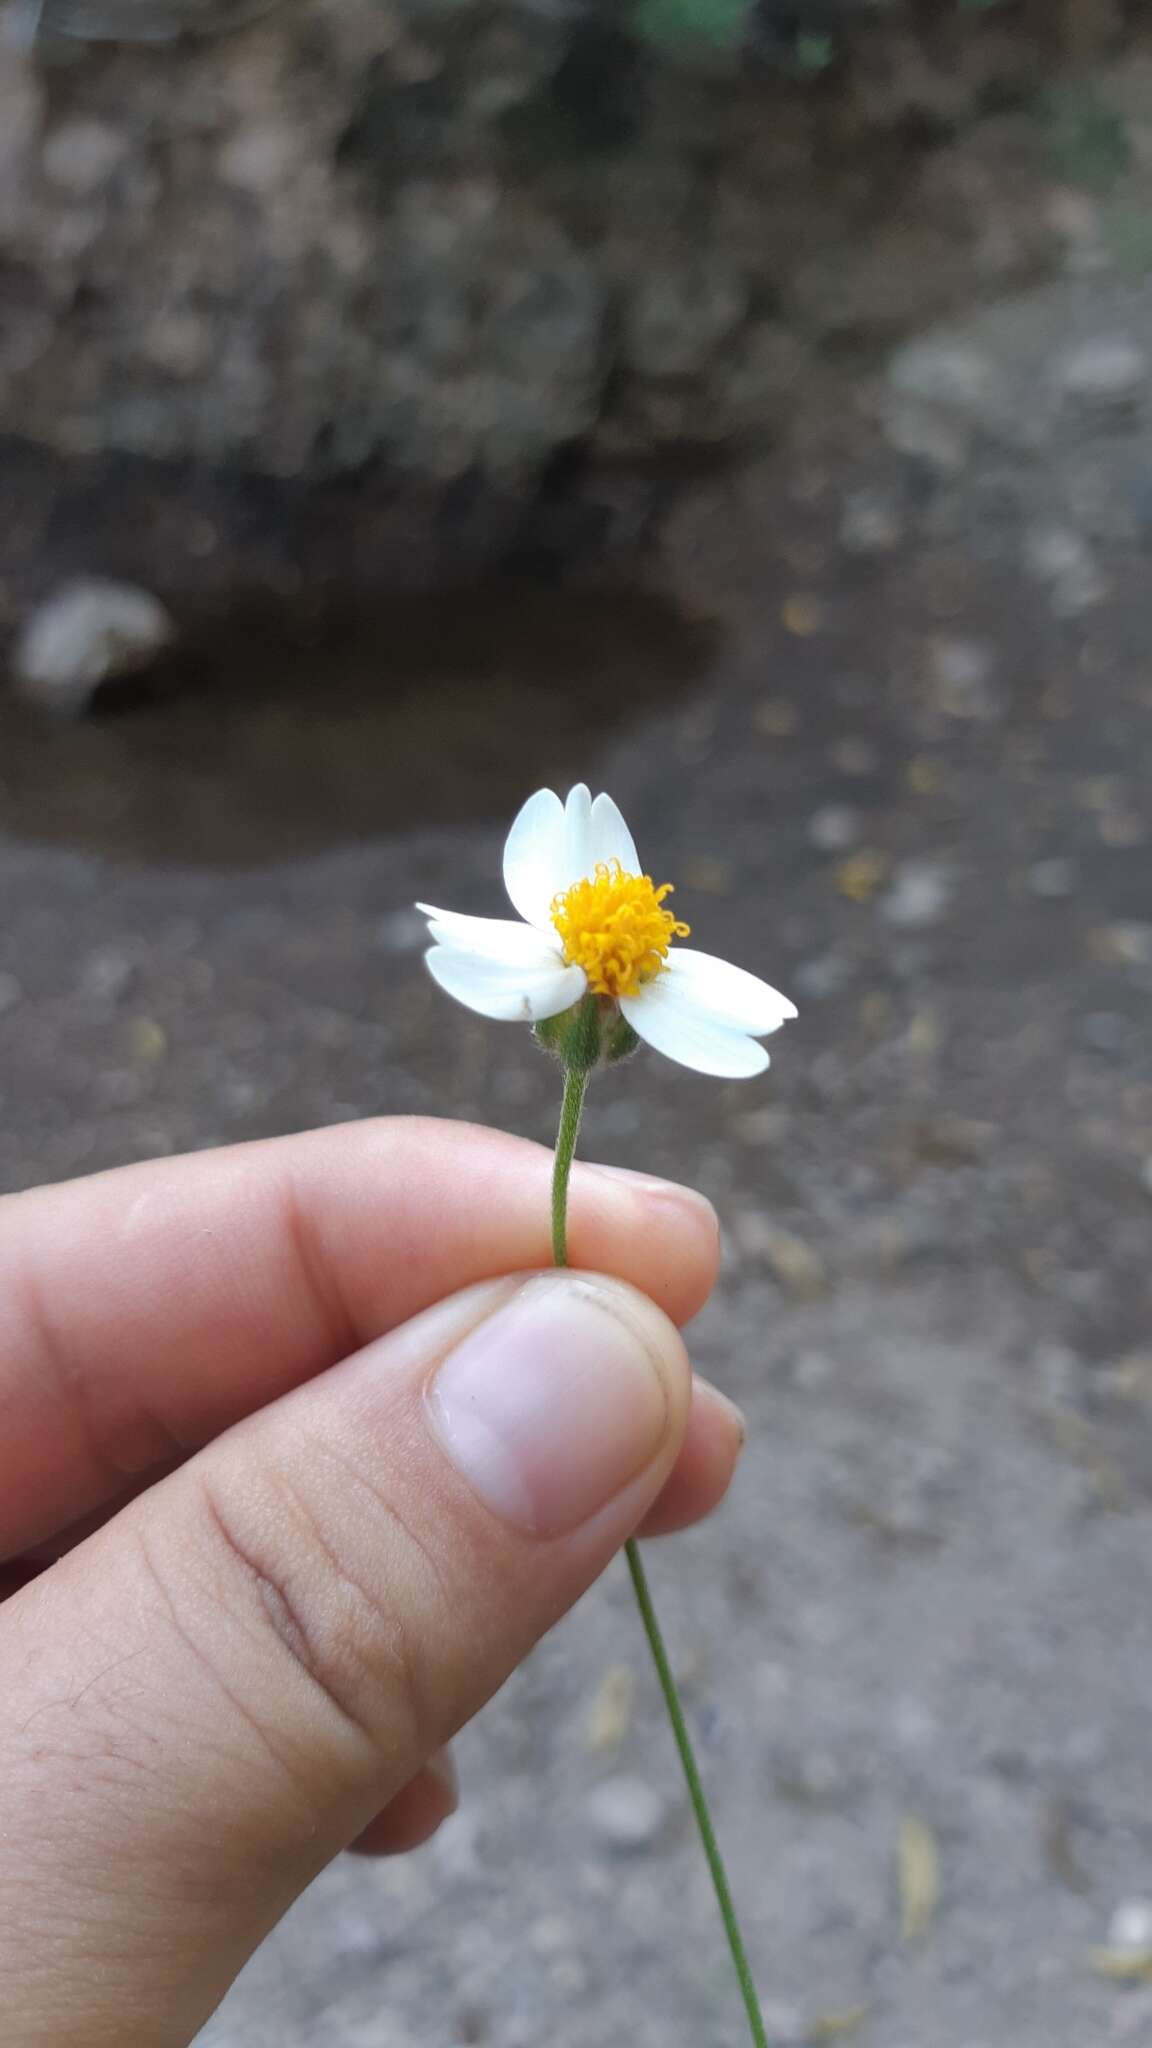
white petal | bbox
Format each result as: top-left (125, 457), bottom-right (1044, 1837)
top-left (660, 950), bottom-right (797, 1035)
top-left (563, 783), bottom-right (594, 887)
top-left (416, 903), bottom-right (558, 966)
top-left (590, 791), bottom-right (640, 876)
top-left (621, 980), bottom-right (771, 1078)
top-left (426, 946), bottom-right (586, 1023)
top-left (502, 789), bottom-right (568, 929)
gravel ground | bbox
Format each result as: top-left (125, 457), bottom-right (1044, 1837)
top-left (3, 272), bottom-right (1152, 2047)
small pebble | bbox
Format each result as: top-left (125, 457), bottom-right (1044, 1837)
top-left (1051, 336), bottom-right (1148, 411)
top-left (887, 337), bottom-right (1000, 414)
top-left (839, 486), bottom-right (902, 556)
top-left (13, 578), bottom-right (175, 715)
top-left (1108, 1900), bottom-right (1152, 1954)
top-left (929, 637), bottom-right (1004, 722)
top-left (79, 947), bottom-right (135, 1002)
top-left (585, 1775), bottom-right (667, 1852)
top-left (1028, 857), bottom-right (1078, 899)
top-left (1023, 526), bottom-right (1106, 617)
top-left (41, 117), bottom-right (127, 196)
top-left (880, 862), bottom-right (953, 930)
top-left (0, 971), bottom-right (22, 1014)
top-left (807, 805), bottom-right (861, 854)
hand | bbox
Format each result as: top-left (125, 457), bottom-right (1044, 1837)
top-left (0, 1117), bottom-right (741, 2045)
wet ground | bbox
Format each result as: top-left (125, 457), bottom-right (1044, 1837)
top-left (4, 260), bottom-right (1152, 2048)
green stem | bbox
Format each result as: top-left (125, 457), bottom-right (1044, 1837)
top-left (623, 1540), bottom-right (768, 2048)
top-left (550, 1061), bottom-right (768, 2048)
top-left (551, 1060), bottom-right (589, 1268)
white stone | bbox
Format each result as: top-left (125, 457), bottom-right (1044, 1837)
top-left (41, 119), bottom-right (127, 196)
top-left (888, 338), bottom-right (1000, 415)
top-left (1108, 1899), bottom-right (1152, 1954)
top-left (1052, 337), bottom-right (1148, 410)
top-left (807, 804), bottom-right (861, 853)
top-left (882, 397), bottom-right (968, 472)
top-left (880, 861), bottom-right (954, 929)
top-left (13, 578), bottom-right (175, 714)
top-left (1023, 526), bottom-right (1106, 616)
top-left (930, 636), bottom-right (1004, 720)
top-left (839, 485), bottom-right (903, 555)
top-left (585, 1774), bottom-right (666, 1851)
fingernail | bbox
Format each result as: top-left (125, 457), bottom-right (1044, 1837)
top-left (427, 1275), bottom-right (672, 1535)
top-left (694, 1379), bottom-right (748, 1449)
top-left (585, 1162), bottom-right (718, 1224)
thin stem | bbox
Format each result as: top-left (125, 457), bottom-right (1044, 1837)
top-left (623, 1539), bottom-right (768, 2048)
top-left (551, 1062), bottom-right (589, 1269)
top-left (550, 1063), bottom-right (769, 2048)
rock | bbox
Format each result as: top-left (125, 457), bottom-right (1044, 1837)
top-left (807, 805), bottom-right (861, 854)
top-left (887, 338), bottom-right (1001, 416)
top-left (839, 486), bottom-right (903, 556)
top-left (793, 953), bottom-right (853, 1000)
top-left (928, 637), bottom-right (1004, 722)
top-left (1051, 337), bottom-right (1148, 413)
top-left (12, 578), bottom-right (176, 713)
top-left (40, 118), bottom-right (128, 196)
top-left (880, 861), bottom-right (953, 930)
top-left (881, 396), bottom-right (968, 473)
top-left (1107, 1900), bottom-right (1152, 1955)
top-left (1028, 856), bottom-right (1078, 899)
top-left (78, 947), bottom-right (136, 1002)
top-left (585, 1774), bottom-right (667, 1852)
top-left (1023, 525), bottom-right (1106, 617)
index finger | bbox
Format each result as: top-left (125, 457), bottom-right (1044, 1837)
top-left (0, 1116), bottom-right (719, 1558)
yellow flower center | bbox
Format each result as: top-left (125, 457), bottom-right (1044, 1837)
top-left (551, 862), bottom-right (689, 999)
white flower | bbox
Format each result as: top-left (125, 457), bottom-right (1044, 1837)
top-left (417, 785), bottom-right (796, 1078)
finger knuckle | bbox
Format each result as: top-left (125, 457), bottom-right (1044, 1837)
top-left (194, 1454), bottom-right (445, 1765)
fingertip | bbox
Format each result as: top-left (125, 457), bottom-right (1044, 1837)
top-left (636, 1375), bottom-right (747, 1539)
top-left (347, 1750), bottom-right (460, 1858)
top-left (569, 1163), bottom-right (721, 1325)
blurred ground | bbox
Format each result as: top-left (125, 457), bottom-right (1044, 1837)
top-left (4, 107), bottom-right (1152, 2048)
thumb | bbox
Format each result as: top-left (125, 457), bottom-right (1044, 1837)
top-left (1, 1271), bottom-right (691, 2048)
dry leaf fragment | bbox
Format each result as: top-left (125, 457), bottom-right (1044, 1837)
top-left (899, 1815), bottom-right (939, 1941)
top-left (808, 2007), bottom-right (869, 2040)
top-left (585, 1666), bottom-right (636, 1753)
top-left (1091, 1947), bottom-right (1152, 1983)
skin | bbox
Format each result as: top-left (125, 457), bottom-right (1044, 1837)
top-left (0, 1117), bottom-right (742, 2046)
